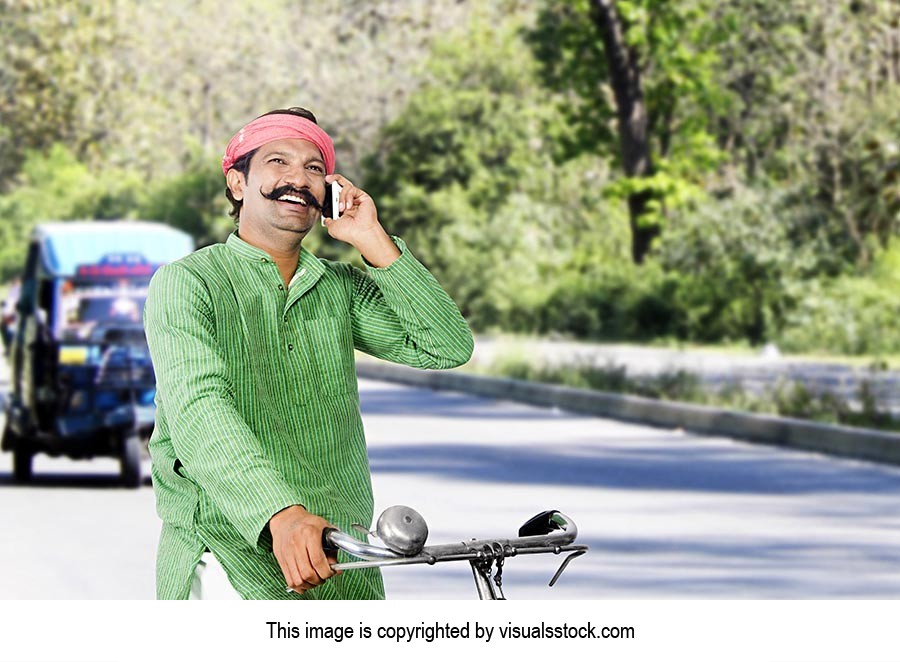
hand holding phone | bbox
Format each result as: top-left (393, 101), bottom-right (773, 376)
top-left (318, 176), bottom-right (400, 266)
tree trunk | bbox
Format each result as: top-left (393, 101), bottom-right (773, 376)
top-left (590, 0), bottom-right (657, 263)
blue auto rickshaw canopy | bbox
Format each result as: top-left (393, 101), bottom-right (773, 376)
top-left (32, 220), bottom-right (195, 277)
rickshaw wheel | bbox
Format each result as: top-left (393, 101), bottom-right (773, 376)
top-left (120, 433), bottom-right (142, 488)
top-left (13, 447), bottom-right (32, 482)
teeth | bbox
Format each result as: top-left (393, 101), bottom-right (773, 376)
top-left (278, 194), bottom-right (307, 205)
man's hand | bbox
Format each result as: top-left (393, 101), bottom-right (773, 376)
top-left (323, 173), bottom-right (401, 268)
top-left (269, 505), bottom-right (339, 594)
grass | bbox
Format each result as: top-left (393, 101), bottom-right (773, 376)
top-left (470, 353), bottom-right (900, 433)
top-left (471, 332), bottom-right (900, 370)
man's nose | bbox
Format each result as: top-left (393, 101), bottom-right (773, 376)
top-left (282, 165), bottom-right (312, 189)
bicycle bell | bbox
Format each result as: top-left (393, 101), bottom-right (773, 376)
top-left (376, 505), bottom-right (428, 555)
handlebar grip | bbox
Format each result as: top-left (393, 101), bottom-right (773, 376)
top-left (321, 527), bottom-right (339, 555)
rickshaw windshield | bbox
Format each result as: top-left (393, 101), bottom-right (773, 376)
top-left (74, 293), bottom-right (146, 324)
top-left (58, 280), bottom-right (148, 341)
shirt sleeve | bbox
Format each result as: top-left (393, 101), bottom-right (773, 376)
top-left (349, 236), bottom-right (474, 368)
top-left (144, 263), bottom-right (302, 549)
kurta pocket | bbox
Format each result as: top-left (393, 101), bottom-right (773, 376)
top-left (302, 315), bottom-right (356, 397)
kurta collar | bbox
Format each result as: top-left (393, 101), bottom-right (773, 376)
top-left (291, 243), bottom-right (327, 289)
top-left (225, 231), bottom-right (326, 298)
top-left (226, 231), bottom-right (275, 262)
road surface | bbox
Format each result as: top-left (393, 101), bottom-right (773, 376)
top-left (2, 374), bottom-right (900, 599)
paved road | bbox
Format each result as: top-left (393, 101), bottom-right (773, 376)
top-left (3, 372), bottom-right (900, 599)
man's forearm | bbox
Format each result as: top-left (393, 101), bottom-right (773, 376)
top-left (355, 227), bottom-right (401, 268)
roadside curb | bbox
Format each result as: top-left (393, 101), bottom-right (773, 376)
top-left (356, 360), bottom-right (900, 467)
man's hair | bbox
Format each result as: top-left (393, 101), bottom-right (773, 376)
top-left (225, 107), bottom-right (320, 221)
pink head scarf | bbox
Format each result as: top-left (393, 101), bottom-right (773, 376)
top-left (221, 113), bottom-right (335, 176)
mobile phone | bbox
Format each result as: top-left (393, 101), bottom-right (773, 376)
top-left (321, 182), bottom-right (343, 223)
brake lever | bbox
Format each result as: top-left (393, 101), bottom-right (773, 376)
top-left (548, 549), bottom-right (586, 587)
top-left (351, 523), bottom-right (374, 538)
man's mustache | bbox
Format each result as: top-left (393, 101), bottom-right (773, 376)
top-left (261, 185), bottom-right (322, 210)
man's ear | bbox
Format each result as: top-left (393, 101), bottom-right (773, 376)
top-left (226, 168), bottom-right (245, 201)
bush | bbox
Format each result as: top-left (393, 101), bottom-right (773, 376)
top-left (482, 354), bottom-right (899, 431)
top-left (778, 272), bottom-right (900, 356)
top-left (539, 259), bottom-right (680, 340)
top-left (656, 185), bottom-right (824, 344)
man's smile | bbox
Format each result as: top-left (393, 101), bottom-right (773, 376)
top-left (277, 192), bottom-right (309, 206)
top-left (261, 184), bottom-right (322, 211)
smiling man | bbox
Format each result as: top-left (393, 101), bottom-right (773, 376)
top-left (143, 107), bottom-right (473, 600)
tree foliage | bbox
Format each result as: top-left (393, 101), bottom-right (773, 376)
top-left (526, 0), bottom-right (731, 262)
top-left (361, 15), bottom-right (628, 330)
top-left (0, 0), bottom-right (119, 186)
top-left (0, 144), bottom-right (143, 278)
top-left (1, 0), bottom-right (898, 354)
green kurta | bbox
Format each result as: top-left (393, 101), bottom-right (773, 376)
top-left (143, 232), bottom-right (473, 599)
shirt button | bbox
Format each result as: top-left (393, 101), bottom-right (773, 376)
top-left (287, 343), bottom-right (294, 351)
top-left (278, 284), bottom-right (284, 291)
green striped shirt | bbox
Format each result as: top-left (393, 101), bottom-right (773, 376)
top-left (143, 231), bottom-right (473, 599)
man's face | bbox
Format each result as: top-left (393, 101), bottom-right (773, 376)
top-left (227, 138), bottom-right (327, 238)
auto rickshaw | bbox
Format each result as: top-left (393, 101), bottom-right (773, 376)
top-left (2, 220), bottom-right (194, 486)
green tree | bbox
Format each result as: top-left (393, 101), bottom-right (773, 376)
top-left (0, 0), bottom-right (119, 187)
top-left (361, 15), bottom-right (629, 330)
top-left (705, 0), bottom-right (899, 267)
top-left (97, 0), bottom-right (486, 181)
top-left (527, 0), bottom-right (729, 263)
top-left (0, 144), bottom-right (142, 278)
top-left (136, 145), bottom-right (233, 248)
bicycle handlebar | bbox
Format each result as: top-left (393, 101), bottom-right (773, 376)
top-left (323, 509), bottom-right (586, 571)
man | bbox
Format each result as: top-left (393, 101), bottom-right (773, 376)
top-left (143, 107), bottom-right (473, 599)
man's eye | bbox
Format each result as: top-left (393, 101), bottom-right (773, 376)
top-left (308, 165), bottom-right (325, 174)
top-left (269, 158), bottom-right (286, 165)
